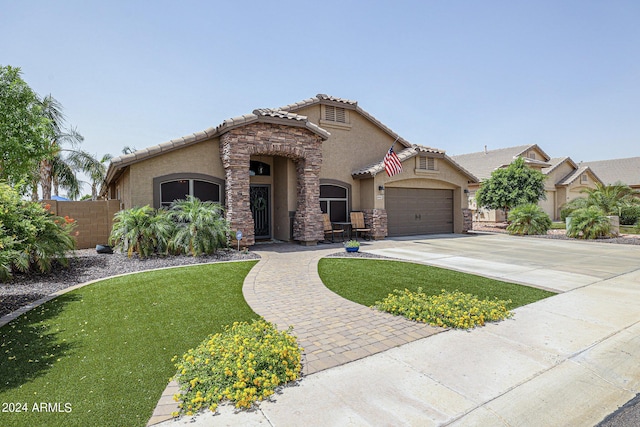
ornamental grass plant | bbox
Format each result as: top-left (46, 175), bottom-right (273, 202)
top-left (172, 319), bottom-right (302, 415)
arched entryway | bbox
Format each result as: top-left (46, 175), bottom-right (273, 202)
top-left (220, 120), bottom-right (326, 246)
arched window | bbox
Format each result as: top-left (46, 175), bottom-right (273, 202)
top-left (153, 174), bottom-right (224, 208)
top-left (160, 179), bottom-right (221, 207)
top-left (320, 183), bottom-right (349, 222)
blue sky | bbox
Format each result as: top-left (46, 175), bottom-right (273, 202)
top-left (2, 0), bottom-right (639, 176)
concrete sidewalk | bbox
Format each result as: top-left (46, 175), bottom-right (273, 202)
top-left (154, 234), bottom-right (640, 426)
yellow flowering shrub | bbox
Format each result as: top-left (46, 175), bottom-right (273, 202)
top-left (375, 288), bottom-right (512, 329)
top-left (172, 318), bottom-right (302, 416)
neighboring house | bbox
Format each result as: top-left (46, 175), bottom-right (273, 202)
top-left (101, 94), bottom-right (477, 246)
top-left (452, 144), bottom-right (601, 221)
top-left (581, 157), bottom-right (640, 189)
top-left (541, 157), bottom-right (602, 220)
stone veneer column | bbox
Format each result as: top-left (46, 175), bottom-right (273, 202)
top-left (363, 209), bottom-right (388, 239)
top-left (220, 133), bottom-right (255, 246)
top-left (462, 208), bottom-right (472, 233)
top-left (220, 122), bottom-right (325, 246)
top-left (293, 157), bottom-right (324, 244)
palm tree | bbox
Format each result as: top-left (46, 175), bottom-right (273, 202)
top-left (582, 183), bottom-right (640, 216)
top-left (78, 152), bottom-right (113, 200)
top-left (36, 94), bottom-right (85, 200)
top-left (168, 196), bottom-right (229, 256)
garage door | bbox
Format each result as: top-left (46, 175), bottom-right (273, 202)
top-left (386, 188), bottom-right (454, 236)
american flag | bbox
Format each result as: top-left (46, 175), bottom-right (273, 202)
top-left (383, 146), bottom-right (402, 177)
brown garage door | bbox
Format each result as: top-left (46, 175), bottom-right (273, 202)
top-left (386, 188), bottom-right (454, 236)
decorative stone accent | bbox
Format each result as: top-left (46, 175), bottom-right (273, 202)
top-left (220, 122), bottom-right (324, 246)
top-left (363, 209), bottom-right (387, 239)
top-left (462, 208), bottom-right (473, 233)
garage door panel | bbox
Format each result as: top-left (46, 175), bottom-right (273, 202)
top-left (387, 188), bottom-right (453, 236)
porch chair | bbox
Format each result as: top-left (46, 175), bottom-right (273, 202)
top-left (322, 213), bottom-right (345, 243)
top-left (350, 211), bottom-right (371, 241)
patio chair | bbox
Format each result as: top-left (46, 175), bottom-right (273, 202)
top-left (323, 213), bottom-right (345, 242)
top-left (350, 211), bottom-right (371, 240)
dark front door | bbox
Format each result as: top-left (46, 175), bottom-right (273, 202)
top-left (250, 185), bottom-right (270, 239)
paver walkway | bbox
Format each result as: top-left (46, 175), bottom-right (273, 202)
top-left (243, 243), bottom-right (441, 375)
top-left (148, 242), bottom-right (441, 425)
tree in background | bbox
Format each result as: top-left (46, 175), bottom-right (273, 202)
top-left (475, 157), bottom-right (547, 218)
top-left (0, 65), bottom-right (53, 194)
top-left (582, 182), bottom-right (639, 216)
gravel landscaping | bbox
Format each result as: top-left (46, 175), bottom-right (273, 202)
top-left (473, 223), bottom-right (640, 245)
top-left (0, 249), bottom-right (260, 318)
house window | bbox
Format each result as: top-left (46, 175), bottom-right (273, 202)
top-left (324, 105), bottom-right (347, 123)
top-left (528, 152), bottom-right (536, 160)
top-left (581, 174), bottom-right (588, 183)
top-left (418, 156), bottom-right (436, 171)
top-left (160, 179), bottom-right (221, 207)
top-left (320, 184), bottom-right (348, 222)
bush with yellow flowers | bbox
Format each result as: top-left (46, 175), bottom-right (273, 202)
top-left (375, 288), bottom-right (512, 329)
top-left (171, 318), bottom-right (302, 416)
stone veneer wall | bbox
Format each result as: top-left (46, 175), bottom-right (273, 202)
top-left (220, 122), bottom-right (324, 246)
top-left (462, 208), bottom-right (473, 233)
top-left (363, 208), bottom-right (387, 240)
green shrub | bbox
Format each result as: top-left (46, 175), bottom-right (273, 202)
top-left (560, 198), bottom-right (589, 222)
top-left (172, 319), bottom-right (302, 416)
top-left (110, 198), bottom-right (230, 258)
top-left (619, 205), bottom-right (640, 226)
top-left (566, 206), bottom-right (611, 239)
top-left (374, 288), bottom-right (512, 329)
top-left (0, 183), bottom-right (76, 281)
top-left (344, 239), bottom-right (360, 248)
top-left (168, 196), bottom-right (229, 256)
top-left (506, 203), bottom-right (551, 235)
top-left (109, 205), bottom-right (174, 258)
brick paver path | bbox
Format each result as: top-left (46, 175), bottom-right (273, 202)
top-left (243, 243), bottom-right (442, 375)
top-left (148, 243), bottom-right (441, 425)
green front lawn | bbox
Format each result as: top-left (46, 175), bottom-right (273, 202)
top-left (0, 261), bottom-right (258, 427)
top-left (318, 258), bottom-right (555, 309)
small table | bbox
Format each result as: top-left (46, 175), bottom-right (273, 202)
top-left (332, 222), bottom-right (352, 239)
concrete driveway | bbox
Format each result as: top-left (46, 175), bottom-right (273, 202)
top-left (158, 234), bottom-right (640, 426)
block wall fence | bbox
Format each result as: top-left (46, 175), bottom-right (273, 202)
top-left (43, 200), bottom-right (120, 250)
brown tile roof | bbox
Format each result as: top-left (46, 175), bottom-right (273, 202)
top-left (103, 108), bottom-right (330, 188)
top-left (581, 157), bottom-right (640, 187)
top-left (451, 144), bottom-right (551, 181)
top-left (351, 144), bottom-right (478, 182)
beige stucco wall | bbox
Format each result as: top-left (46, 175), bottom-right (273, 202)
top-left (124, 139), bottom-right (223, 208)
top-left (295, 104), bottom-right (409, 211)
top-left (296, 104), bottom-right (471, 223)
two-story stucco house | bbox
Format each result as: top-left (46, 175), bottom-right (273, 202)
top-left (452, 144), bottom-right (602, 221)
top-left (101, 94), bottom-right (477, 246)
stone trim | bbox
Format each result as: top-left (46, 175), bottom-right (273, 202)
top-left (462, 208), bottom-right (473, 233)
top-left (220, 122), bottom-right (324, 246)
top-left (363, 209), bottom-right (388, 239)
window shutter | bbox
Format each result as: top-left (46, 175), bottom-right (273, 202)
top-left (335, 107), bottom-right (346, 123)
top-left (419, 156), bottom-right (436, 170)
top-left (325, 105), bottom-right (336, 121)
top-left (427, 157), bottom-right (435, 170)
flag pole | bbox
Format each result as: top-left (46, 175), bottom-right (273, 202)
top-left (389, 136), bottom-right (399, 150)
